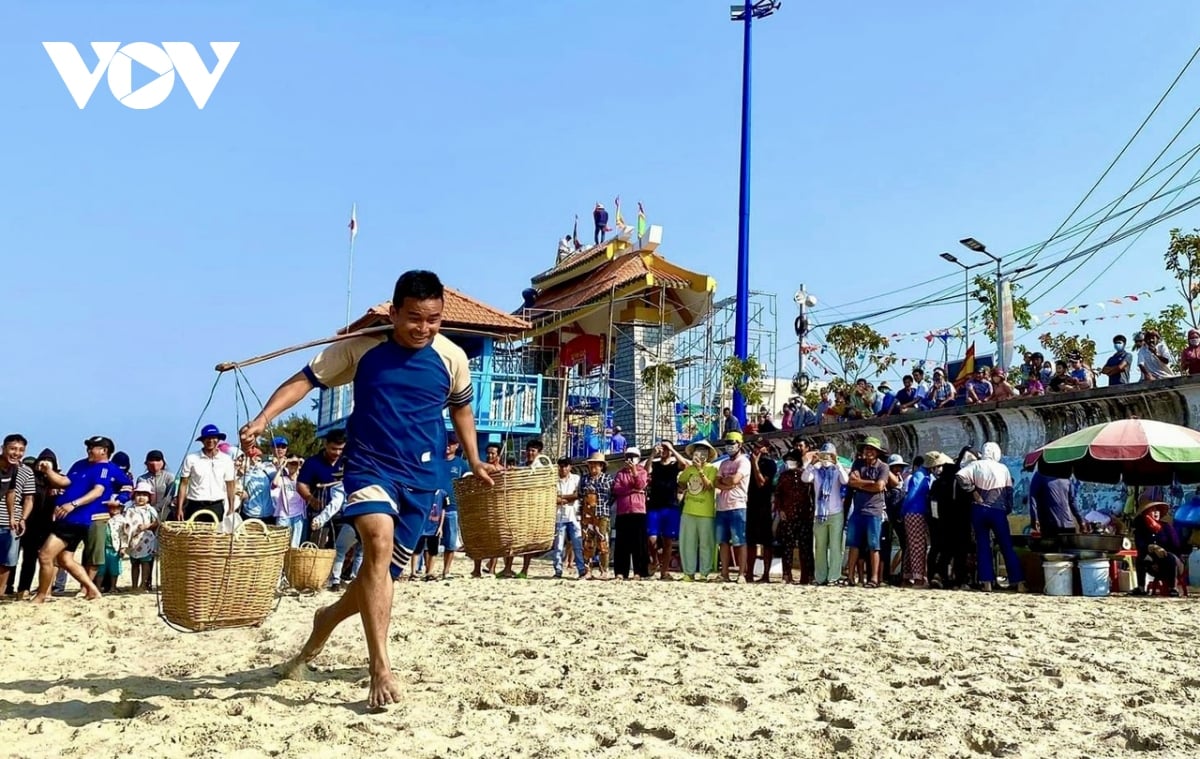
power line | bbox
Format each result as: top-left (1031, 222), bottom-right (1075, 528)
top-left (1023, 141), bottom-right (1200, 306)
top-left (818, 144), bottom-right (1200, 315)
top-left (1020, 41), bottom-right (1200, 268)
top-left (1013, 167), bottom-right (1200, 344)
top-left (1021, 105), bottom-right (1200, 305)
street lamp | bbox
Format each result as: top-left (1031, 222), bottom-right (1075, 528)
top-left (729, 0), bottom-right (781, 428)
top-left (940, 252), bottom-right (985, 349)
top-left (960, 238), bottom-right (1038, 368)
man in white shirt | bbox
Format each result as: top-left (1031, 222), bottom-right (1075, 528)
top-left (175, 424), bottom-right (237, 521)
top-left (1137, 330), bottom-right (1176, 381)
top-left (552, 457), bottom-right (586, 579)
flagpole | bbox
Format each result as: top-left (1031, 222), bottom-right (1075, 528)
top-left (345, 203), bottom-right (357, 330)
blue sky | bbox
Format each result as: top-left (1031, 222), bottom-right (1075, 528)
top-left (3, 1), bottom-right (1199, 465)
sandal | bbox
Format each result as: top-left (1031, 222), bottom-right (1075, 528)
top-left (864, 581), bottom-right (879, 589)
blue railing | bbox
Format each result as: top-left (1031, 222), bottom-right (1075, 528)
top-left (453, 371), bottom-right (543, 432)
top-left (317, 371), bottom-right (543, 435)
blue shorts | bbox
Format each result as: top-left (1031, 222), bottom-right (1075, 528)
top-left (0, 528), bottom-right (18, 567)
top-left (715, 509), bottom-right (746, 547)
top-left (646, 508), bottom-right (681, 540)
top-left (846, 511), bottom-right (883, 551)
top-left (441, 510), bottom-right (460, 551)
top-left (344, 478), bottom-right (438, 580)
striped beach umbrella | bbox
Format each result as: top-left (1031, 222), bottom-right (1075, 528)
top-left (1023, 419), bottom-right (1200, 485)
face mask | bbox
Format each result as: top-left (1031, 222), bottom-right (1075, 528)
top-left (1191, 338), bottom-right (1200, 347)
top-left (785, 460), bottom-right (798, 470)
top-left (1114, 342), bottom-right (1124, 350)
top-left (725, 445), bottom-right (738, 456)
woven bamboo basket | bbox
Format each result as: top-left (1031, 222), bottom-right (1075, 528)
top-left (454, 456), bottom-right (557, 559)
top-left (284, 541), bottom-right (336, 592)
top-left (158, 513), bottom-right (291, 632)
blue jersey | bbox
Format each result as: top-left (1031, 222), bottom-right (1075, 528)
top-left (304, 332), bottom-right (473, 493)
top-left (58, 459), bottom-right (132, 526)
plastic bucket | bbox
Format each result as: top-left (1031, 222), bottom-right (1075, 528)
top-left (1078, 559), bottom-right (1110, 597)
top-left (1042, 561), bottom-right (1073, 596)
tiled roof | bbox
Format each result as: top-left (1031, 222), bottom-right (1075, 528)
top-left (529, 254), bottom-right (690, 316)
top-left (530, 244), bottom-right (609, 284)
top-left (341, 286), bottom-right (530, 334)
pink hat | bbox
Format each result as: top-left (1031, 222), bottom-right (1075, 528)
top-left (133, 481), bottom-right (153, 495)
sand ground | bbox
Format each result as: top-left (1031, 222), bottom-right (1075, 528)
top-left (1, 564), bottom-right (1198, 758)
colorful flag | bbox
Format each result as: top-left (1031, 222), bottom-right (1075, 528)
top-left (636, 201), bottom-right (646, 239)
top-left (614, 196), bottom-right (626, 230)
top-left (349, 203), bottom-right (358, 242)
top-left (572, 214), bottom-right (579, 247)
top-left (953, 343), bottom-right (976, 386)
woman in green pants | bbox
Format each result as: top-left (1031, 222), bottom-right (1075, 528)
top-left (677, 440), bottom-right (719, 581)
top-left (802, 442), bottom-right (850, 585)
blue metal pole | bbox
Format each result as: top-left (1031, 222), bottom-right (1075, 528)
top-left (732, 0), bottom-right (753, 428)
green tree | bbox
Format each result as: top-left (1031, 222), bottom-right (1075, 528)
top-left (823, 322), bottom-right (896, 383)
top-left (972, 274), bottom-right (1034, 343)
top-left (1141, 303), bottom-right (1188, 364)
top-left (722, 356), bottom-right (767, 409)
top-left (1037, 333), bottom-right (1097, 367)
top-left (263, 413), bottom-right (319, 457)
top-left (641, 363), bottom-right (678, 406)
top-left (1165, 228), bottom-right (1200, 328)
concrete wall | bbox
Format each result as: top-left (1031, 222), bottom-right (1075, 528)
top-left (756, 375), bottom-right (1200, 518)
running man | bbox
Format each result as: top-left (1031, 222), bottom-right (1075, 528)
top-left (240, 270), bottom-right (497, 708)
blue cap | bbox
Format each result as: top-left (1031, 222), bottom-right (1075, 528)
top-left (272, 436), bottom-right (289, 447)
top-left (196, 424), bottom-right (227, 442)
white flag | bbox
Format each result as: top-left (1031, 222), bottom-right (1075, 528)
top-left (349, 203), bottom-right (358, 242)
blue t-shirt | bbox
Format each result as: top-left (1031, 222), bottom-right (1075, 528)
top-left (877, 392), bottom-right (896, 415)
top-left (305, 332), bottom-right (474, 494)
top-left (1104, 349), bottom-right (1131, 385)
top-left (443, 456), bottom-right (466, 512)
top-left (240, 464), bottom-right (277, 518)
top-left (58, 459), bottom-right (132, 526)
top-left (298, 455), bottom-right (342, 491)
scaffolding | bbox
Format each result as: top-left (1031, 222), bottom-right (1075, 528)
top-left (520, 288), bottom-right (778, 457)
top-left (521, 287), bottom-right (688, 457)
top-left (673, 291), bottom-right (778, 440)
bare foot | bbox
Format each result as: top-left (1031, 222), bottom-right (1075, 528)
top-left (367, 669), bottom-right (403, 711)
top-left (82, 589), bottom-right (102, 601)
top-left (278, 604), bottom-right (337, 680)
top-left (277, 654), bottom-right (314, 681)
top-left (30, 594), bottom-right (49, 604)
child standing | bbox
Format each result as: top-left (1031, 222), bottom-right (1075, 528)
top-left (125, 481), bottom-right (159, 591)
top-left (99, 497), bottom-right (130, 592)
